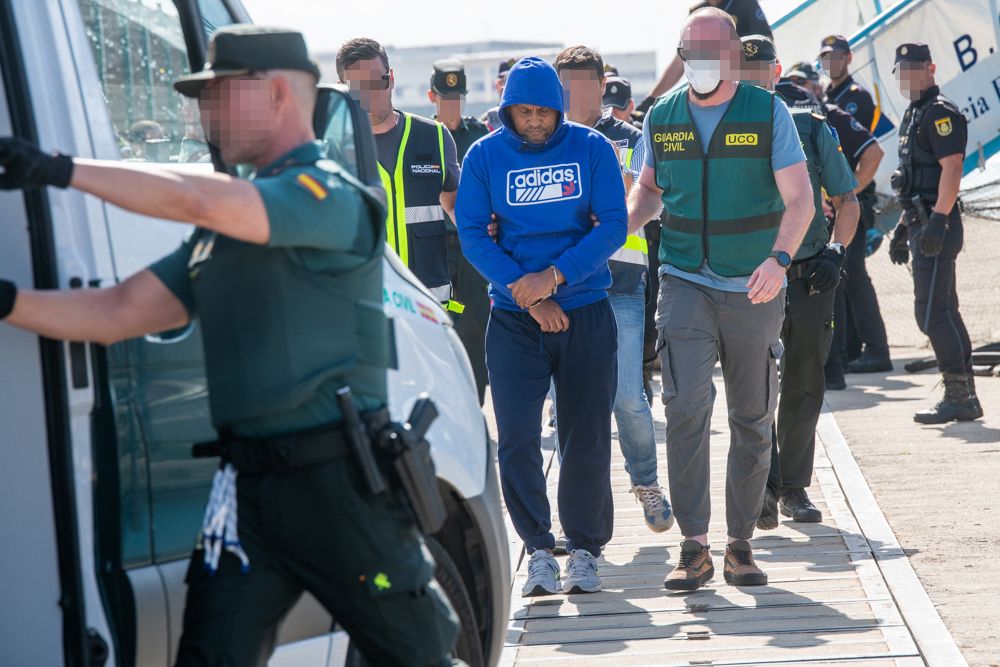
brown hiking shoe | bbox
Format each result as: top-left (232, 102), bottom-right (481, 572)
top-left (724, 540), bottom-right (768, 586)
top-left (664, 540), bottom-right (714, 591)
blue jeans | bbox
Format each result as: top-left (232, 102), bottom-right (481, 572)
top-left (610, 281), bottom-right (659, 487)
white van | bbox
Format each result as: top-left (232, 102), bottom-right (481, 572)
top-left (0, 1), bottom-right (509, 665)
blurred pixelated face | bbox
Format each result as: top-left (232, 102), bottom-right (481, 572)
top-left (678, 19), bottom-right (742, 96)
top-left (820, 51), bottom-right (849, 80)
top-left (740, 61), bottom-right (776, 89)
top-left (509, 104), bottom-right (558, 144)
top-left (198, 76), bottom-right (275, 164)
top-left (559, 69), bottom-right (604, 121)
top-left (341, 59), bottom-right (393, 117)
top-left (432, 92), bottom-right (464, 122)
top-left (895, 61), bottom-right (934, 101)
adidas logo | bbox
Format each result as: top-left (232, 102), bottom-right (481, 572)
top-left (506, 163), bottom-right (582, 206)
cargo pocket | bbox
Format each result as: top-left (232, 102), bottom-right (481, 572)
top-left (766, 340), bottom-right (784, 414)
top-left (655, 328), bottom-right (677, 405)
top-left (409, 220), bottom-right (449, 289)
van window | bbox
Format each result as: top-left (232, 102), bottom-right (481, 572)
top-left (78, 0), bottom-right (212, 163)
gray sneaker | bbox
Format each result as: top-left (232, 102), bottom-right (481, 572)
top-left (631, 484), bottom-right (675, 533)
top-left (563, 549), bottom-right (601, 594)
top-left (521, 550), bottom-right (561, 597)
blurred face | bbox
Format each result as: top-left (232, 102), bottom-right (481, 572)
top-left (895, 61), bottom-right (935, 101)
top-left (495, 74), bottom-right (507, 97)
top-left (509, 104), bottom-right (558, 144)
top-left (559, 68), bottom-right (605, 122)
top-left (430, 91), bottom-right (464, 122)
top-left (740, 60), bottom-right (777, 89)
top-left (820, 50), bottom-right (850, 80)
top-left (198, 75), bottom-right (275, 164)
top-left (341, 58), bottom-right (393, 118)
top-left (678, 18), bottom-right (742, 97)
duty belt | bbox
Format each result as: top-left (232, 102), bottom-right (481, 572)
top-left (193, 409), bottom-right (391, 474)
top-left (786, 253), bottom-right (820, 283)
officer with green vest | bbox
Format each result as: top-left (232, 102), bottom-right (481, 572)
top-left (555, 45), bottom-right (674, 534)
top-left (739, 35), bottom-right (861, 530)
top-left (0, 27), bottom-right (458, 666)
top-left (337, 38), bottom-right (462, 304)
top-left (628, 8), bottom-right (815, 591)
top-left (427, 58), bottom-right (491, 404)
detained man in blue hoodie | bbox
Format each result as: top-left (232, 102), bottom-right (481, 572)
top-left (457, 56), bottom-right (628, 596)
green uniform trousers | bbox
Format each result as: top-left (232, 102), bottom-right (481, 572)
top-left (175, 457), bottom-right (459, 666)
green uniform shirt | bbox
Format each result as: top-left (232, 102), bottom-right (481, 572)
top-left (150, 141), bottom-right (388, 437)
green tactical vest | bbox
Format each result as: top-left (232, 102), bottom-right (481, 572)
top-left (190, 159), bottom-right (391, 436)
top-left (649, 83), bottom-right (784, 277)
top-left (791, 108), bottom-right (831, 261)
top-left (377, 112), bottom-right (450, 290)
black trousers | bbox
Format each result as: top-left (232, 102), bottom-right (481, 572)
top-left (843, 190), bottom-right (890, 357)
top-left (768, 277), bottom-right (837, 493)
top-left (175, 459), bottom-right (458, 667)
top-left (446, 233), bottom-right (490, 404)
top-left (909, 209), bottom-right (973, 374)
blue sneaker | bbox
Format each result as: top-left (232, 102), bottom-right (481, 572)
top-left (631, 484), bottom-right (675, 533)
top-left (563, 549), bottom-right (601, 594)
top-left (521, 550), bottom-right (561, 597)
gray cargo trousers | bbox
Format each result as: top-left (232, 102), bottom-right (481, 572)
top-left (655, 274), bottom-right (785, 540)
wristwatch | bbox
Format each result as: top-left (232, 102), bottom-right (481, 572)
top-left (769, 250), bottom-right (792, 268)
top-left (827, 242), bottom-right (845, 256)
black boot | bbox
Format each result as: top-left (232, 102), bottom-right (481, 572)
top-left (914, 372), bottom-right (984, 424)
top-left (779, 488), bottom-right (822, 523)
top-left (757, 486), bottom-right (779, 530)
top-left (847, 348), bottom-right (893, 373)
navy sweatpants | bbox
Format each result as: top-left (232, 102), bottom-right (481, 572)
top-left (486, 299), bottom-right (617, 558)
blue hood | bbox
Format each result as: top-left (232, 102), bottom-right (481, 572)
top-left (498, 56), bottom-right (566, 147)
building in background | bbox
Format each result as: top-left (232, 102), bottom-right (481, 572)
top-left (316, 40), bottom-right (656, 119)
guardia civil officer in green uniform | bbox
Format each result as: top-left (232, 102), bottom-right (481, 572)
top-left (0, 26), bottom-right (458, 667)
top-left (889, 43), bottom-right (984, 424)
top-left (337, 38), bottom-right (462, 305)
top-left (739, 35), bottom-right (861, 530)
top-left (428, 59), bottom-right (491, 404)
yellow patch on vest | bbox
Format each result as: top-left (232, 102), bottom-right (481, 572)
top-left (654, 130), bottom-right (694, 153)
top-left (296, 173), bottom-right (328, 200)
top-left (725, 133), bottom-right (759, 146)
top-left (934, 117), bottom-right (953, 137)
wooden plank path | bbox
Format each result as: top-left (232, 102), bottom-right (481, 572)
top-left (493, 372), bottom-right (964, 666)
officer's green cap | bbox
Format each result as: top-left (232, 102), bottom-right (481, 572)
top-left (431, 59), bottom-right (467, 96)
top-left (174, 25), bottom-right (321, 98)
top-left (741, 35), bottom-right (777, 63)
top-left (819, 34), bottom-right (851, 55)
top-left (893, 42), bottom-right (932, 70)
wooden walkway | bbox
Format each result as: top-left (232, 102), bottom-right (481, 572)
top-left (495, 374), bottom-right (964, 666)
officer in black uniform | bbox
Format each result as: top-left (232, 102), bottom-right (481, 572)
top-left (428, 59), bottom-right (491, 404)
top-left (889, 42), bottom-right (984, 423)
top-left (820, 35), bottom-right (878, 132)
top-left (0, 27), bottom-right (460, 666)
top-left (638, 0), bottom-right (772, 112)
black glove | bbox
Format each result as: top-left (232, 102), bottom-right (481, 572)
top-left (635, 96), bottom-right (656, 115)
top-left (0, 279), bottom-right (17, 319)
top-left (0, 137), bottom-right (74, 190)
top-left (889, 224), bottom-right (909, 265)
top-left (919, 211), bottom-right (949, 257)
top-left (806, 246), bottom-right (844, 293)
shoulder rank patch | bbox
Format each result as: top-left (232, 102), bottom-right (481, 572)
top-left (934, 116), bottom-right (953, 137)
top-left (296, 172), bottom-right (328, 200)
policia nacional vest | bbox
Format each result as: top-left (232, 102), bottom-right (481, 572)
top-left (791, 107), bottom-right (832, 261)
top-left (896, 90), bottom-right (961, 203)
top-left (378, 112), bottom-right (450, 290)
top-left (595, 114), bottom-right (649, 294)
top-left (648, 83), bottom-right (784, 277)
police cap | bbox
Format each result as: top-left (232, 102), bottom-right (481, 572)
top-left (741, 35), bottom-right (777, 63)
top-left (787, 61), bottom-right (820, 82)
top-left (431, 59), bottom-right (467, 96)
top-left (819, 34), bottom-right (851, 55)
top-left (893, 43), bottom-right (932, 70)
top-left (174, 25), bottom-right (321, 98)
top-left (497, 57), bottom-right (517, 78)
top-left (603, 76), bottom-right (632, 110)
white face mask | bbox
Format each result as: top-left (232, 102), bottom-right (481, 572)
top-left (684, 60), bottom-right (722, 95)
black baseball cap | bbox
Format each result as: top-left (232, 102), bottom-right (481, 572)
top-left (787, 61), bottom-right (820, 82)
top-left (497, 58), bottom-right (517, 78)
top-left (174, 25), bottom-right (321, 97)
top-left (604, 63), bottom-right (620, 76)
top-left (603, 76), bottom-right (632, 109)
top-left (741, 35), bottom-right (777, 63)
top-left (894, 43), bottom-right (932, 69)
top-left (820, 34), bottom-right (851, 55)
top-left (431, 59), bottom-right (467, 96)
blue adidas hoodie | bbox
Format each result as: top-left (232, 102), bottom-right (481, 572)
top-left (456, 56), bottom-right (627, 312)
